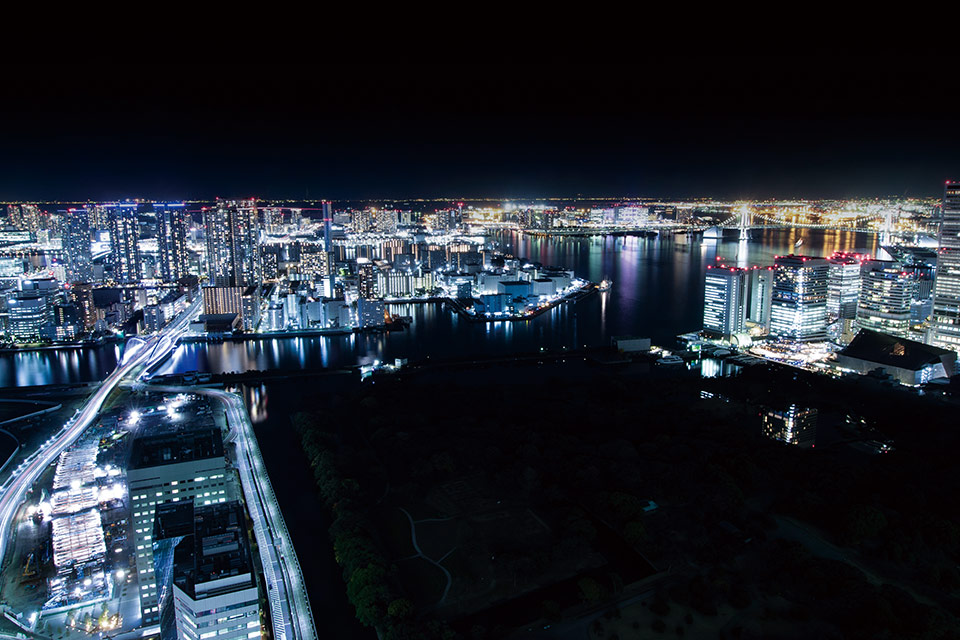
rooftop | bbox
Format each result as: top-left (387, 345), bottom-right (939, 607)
top-left (158, 501), bottom-right (255, 600)
top-left (129, 427), bottom-right (224, 470)
top-left (839, 329), bottom-right (955, 372)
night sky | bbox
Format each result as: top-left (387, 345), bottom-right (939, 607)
top-left (2, 60), bottom-right (959, 201)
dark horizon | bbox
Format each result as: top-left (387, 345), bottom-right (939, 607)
top-left (3, 60), bottom-right (960, 202)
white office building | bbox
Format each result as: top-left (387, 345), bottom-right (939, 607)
top-left (856, 260), bottom-right (914, 338)
top-left (932, 181), bottom-right (960, 352)
top-left (703, 266), bottom-right (748, 339)
top-left (128, 428), bottom-right (230, 625)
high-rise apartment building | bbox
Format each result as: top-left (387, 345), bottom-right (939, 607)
top-left (156, 204), bottom-right (189, 283)
top-left (64, 208), bottom-right (93, 283)
top-left (375, 209), bottom-right (398, 234)
top-left (7, 204), bottom-right (42, 233)
top-left (322, 201), bottom-right (335, 296)
top-left (931, 181), bottom-right (960, 351)
top-left (856, 260), bottom-right (914, 338)
top-left (108, 205), bottom-right (142, 284)
top-left (357, 258), bottom-right (377, 300)
top-left (203, 200), bottom-right (261, 287)
top-left (770, 255), bottom-right (829, 342)
top-left (128, 427), bottom-right (230, 625)
top-left (703, 266), bottom-right (748, 338)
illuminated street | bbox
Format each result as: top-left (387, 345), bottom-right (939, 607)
top-left (0, 298), bottom-right (200, 629)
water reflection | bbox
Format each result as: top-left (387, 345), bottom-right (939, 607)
top-left (1, 229), bottom-right (880, 385)
top-left (700, 357), bottom-right (743, 379)
top-left (0, 345), bottom-right (123, 388)
top-left (245, 384), bottom-right (269, 424)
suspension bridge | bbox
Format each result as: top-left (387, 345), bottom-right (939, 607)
top-left (712, 207), bottom-right (898, 239)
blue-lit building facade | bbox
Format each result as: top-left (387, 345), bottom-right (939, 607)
top-left (702, 266), bottom-right (748, 339)
top-left (770, 255), bottom-right (828, 342)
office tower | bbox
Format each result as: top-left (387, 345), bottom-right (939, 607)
top-left (856, 260), bottom-right (914, 338)
top-left (703, 266), bottom-right (747, 338)
top-left (64, 208), bottom-right (93, 283)
top-left (357, 258), bottom-right (376, 299)
top-left (153, 501), bottom-right (261, 640)
top-left (931, 181), bottom-right (960, 351)
top-left (770, 255), bottom-right (829, 342)
top-left (827, 252), bottom-right (864, 320)
top-left (128, 428), bottom-right (229, 625)
top-left (203, 200), bottom-right (261, 287)
top-left (748, 266), bottom-right (774, 331)
top-left (762, 405), bottom-right (817, 448)
top-left (108, 205), bottom-right (142, 284)
top-left (5, 291), bottom-right (50, 342)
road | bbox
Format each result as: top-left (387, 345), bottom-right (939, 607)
top-left (0, 298), bottom-right (200, 574)
top-left (146, 385), bottom-right (316, 640)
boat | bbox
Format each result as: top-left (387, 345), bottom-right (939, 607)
top-left (795, 238), bottom-right (803, 248)
top-left (599, 279), bottom-right (613, 292)
top-left (656, 355), bottom-right (684, 366)
top-left (712, 349), bottom-right (732, 357)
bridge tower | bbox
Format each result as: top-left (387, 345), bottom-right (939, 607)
top-left (738, 207), bottom-right (750, 241)
top-left (880, 207), bottom-right (896, 245)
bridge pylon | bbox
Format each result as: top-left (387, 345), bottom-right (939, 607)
top-left (738, 207), bottom-right (750, 241)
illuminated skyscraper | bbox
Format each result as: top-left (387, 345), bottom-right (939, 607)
top-left (4, 205), bottom-right (19, 228)
top-left (856, 260), bottom-right (914, 338)
top-left (703, 266), bottom-right (747, 339)
top-left (203, 200), bottom-right (261, 287)
top-left (357, 257), bottom-right (377, 299)
top-left (931, 181), bottom-right (960, 352)
top-left (770, 255), bottom-right (828, 341)
top-left (22, 205), bottom-right (41, 233)
top-left (827, 252), bottom-right (865, 320)
top-left (322, 201), bottom-right (335, 296)
top-left (748, 266), bottom-right (774, 331)
top-left (375, 208), bottom-right (398, 234)
top-left (85, 204), bottom-right (107, 232)
top-left (351, 208), bottom-right (373, 233)
top-left (108, 205), bottom-right (142, 284)
top-left (262, 207), bottom-right (284, 234)
top-left (156, 204), bottom-right (188, 282)
top-left (64, 208), bottom-right (92, 283)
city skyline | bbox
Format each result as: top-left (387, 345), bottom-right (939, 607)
top-left (3, 61), bottom-right (960, 640)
